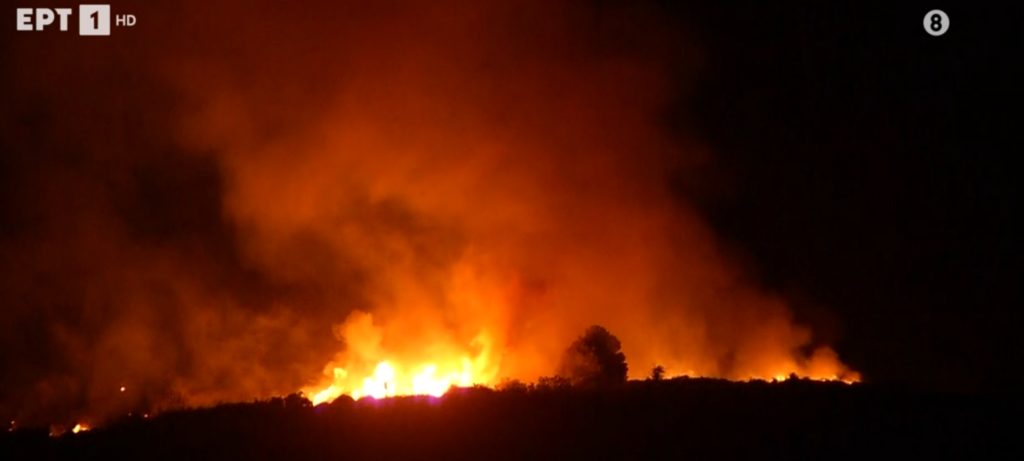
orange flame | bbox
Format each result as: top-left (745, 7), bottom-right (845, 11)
top-left (304, 310), bottom-right (496, 404)
top-left (302, 309), bottom-right (858, 404)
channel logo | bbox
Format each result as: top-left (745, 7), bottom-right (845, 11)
top-left (16, 5), bottom-right (136, 35)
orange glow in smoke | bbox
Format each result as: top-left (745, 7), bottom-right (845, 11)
top-left (0, 1), bottom-right (863, 423)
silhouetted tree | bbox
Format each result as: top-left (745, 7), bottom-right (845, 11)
top-left (557, 325), bottom-right (628, 388)
top-left (650, 365), bottom-right (665, 381)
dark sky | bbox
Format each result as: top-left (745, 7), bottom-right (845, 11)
top-left (0, 1), bottom-right (1018, 427)
top-left (675, 2), bottom-right (1018, 392)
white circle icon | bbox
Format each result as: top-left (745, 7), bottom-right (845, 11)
top-left (924, 10), bottom-right (949, 36)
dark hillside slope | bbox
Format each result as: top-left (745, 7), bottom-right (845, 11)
top-left (3, 378), bottom-right (1019, 461)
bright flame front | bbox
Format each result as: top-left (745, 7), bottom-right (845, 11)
top-left (302, 309), bottom-right (500, 405)
top-left (308, 359), bottom-right (480, 404)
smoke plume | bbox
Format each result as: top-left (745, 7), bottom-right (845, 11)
top-left (0, 0), bottom-right (855, 427)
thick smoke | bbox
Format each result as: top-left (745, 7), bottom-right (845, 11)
top-left (0, 0), bottom-right (854, 427)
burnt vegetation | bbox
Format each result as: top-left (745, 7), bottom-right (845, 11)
top-left (1, 326), bottom-right (1019, 460)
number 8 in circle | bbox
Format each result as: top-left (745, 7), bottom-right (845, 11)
top-left (924, 10), bottom-right (949, 36)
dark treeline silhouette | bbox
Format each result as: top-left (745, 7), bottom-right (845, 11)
top-left (1, 377), bottom-right (1020, 461)
top-left (2, 326), bottom-right (1020, 459)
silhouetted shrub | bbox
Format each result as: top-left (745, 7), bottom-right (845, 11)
top-left (285, 393), bottom-right (312, 409)
top-left (535, 375), bottom-right (572, 391)
top-left (494, 378), bottom-right (529, 393)
top-left (329, 395), bottom-right (355, 409)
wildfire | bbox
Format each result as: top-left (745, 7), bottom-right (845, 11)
top-left (745, 372), bottom-right (860, 385)
top-left (308, 359), bottom-right (479, 405)
top-left (302, 307), bottom-right (859, 406)
top-left (72, 423), bottom-right (90, 434)
top-left (305, 361), bottom-right (858, 405)
top-left (302, 309), bottom-right (500, 405)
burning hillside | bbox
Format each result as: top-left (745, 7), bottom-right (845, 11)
top-left (0, 0), bottom-right (856, 427)
top-left (300, 311), bottom-right (857, 406)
